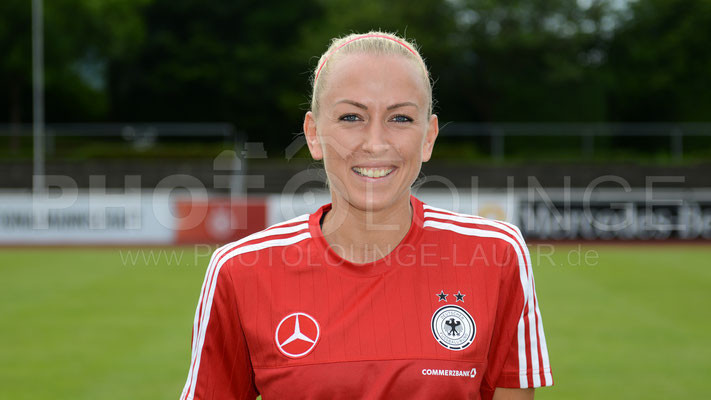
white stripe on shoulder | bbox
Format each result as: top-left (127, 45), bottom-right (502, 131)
top-left (423, 204), bottom-right (542, 386)
top-left (426, 206), bottom-right (548, 387)
top-left (423, 205), bottom-right (523, 245)
top-left (422, 217), bottom-right (535, 387)
top-left (516, 229), bottom-right (544, 387)
top-left (185, 232), bottom-right (310, 400)
top-left (223, 220), bottom-right (309, 253)
top-left (422, 220), bottom-right (529, 297)
top-left (532, 272), bottom-right (553, 385)
top-left (204, 215), bottom-right (309, 277)
top-left (183, 244), bottom-right (223, 398)
top-left (181, 219), bottom-right (309, 399)
top-left (267, 213), bottom-right (309, 229)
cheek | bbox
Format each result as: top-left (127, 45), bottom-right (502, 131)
top-left (321, 132), bottom-right (358, 160)
top-left (399, 133), bottom-right (427, 160)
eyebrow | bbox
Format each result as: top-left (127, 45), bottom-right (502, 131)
top-left (335, 100), bottom-right (419, 110)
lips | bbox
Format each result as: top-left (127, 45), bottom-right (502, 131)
top-left (352, 166), bottom-right (394, 178)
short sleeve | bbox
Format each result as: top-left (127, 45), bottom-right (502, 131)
top-left (481, 232), bottom-right (553, 398)
top-left (180, 249), bottom-right (258, 400)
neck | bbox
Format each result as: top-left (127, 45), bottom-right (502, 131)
top-left (322, 193), bottom-right (413, 264)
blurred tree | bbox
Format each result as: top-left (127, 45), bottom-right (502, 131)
top-left (43, 0), bottom-right (150, 122)
top-left (606, 0), bottom-right (711, 121)
top-left (0, 0), bottom-right (148, 126)
top-left (107, 0), bottom-right (324, 151)
top-left (437, 0), bottom-right (622, 122)
top-left (0, 0), bottom-right (33, 152)
top-left (3, 0), bottom-right (710, 156)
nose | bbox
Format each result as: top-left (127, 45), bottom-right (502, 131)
top-left (361, 121), bottom-right (388, 154)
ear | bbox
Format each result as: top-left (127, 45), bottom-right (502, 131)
top-left (303, 111), bottom-right (323, 160)
top-left (421, 114), bottom-right (439, 162)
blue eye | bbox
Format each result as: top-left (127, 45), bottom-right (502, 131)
top-left (392, 115), bottom-right (413, 123)
top-left (339, 114), bottom-right (360, 122)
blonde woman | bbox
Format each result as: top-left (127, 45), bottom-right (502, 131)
top-left (181, 31), bottom-right (553, 400)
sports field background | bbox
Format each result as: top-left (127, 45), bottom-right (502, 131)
top-left (1, 244), bottom-right (709, 399)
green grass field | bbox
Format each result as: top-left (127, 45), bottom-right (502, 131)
top-left (1, 245), bottom-right (709, 399)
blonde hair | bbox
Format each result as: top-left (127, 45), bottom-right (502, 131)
top-left (309, 31), bottom-right (433, 117)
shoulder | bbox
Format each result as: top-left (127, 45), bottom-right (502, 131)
top-left (211, 213), bottom-right (312, 271)
top-left (421, 202), bottom-right (527, 252)
top-left (420, 203), bottom-right (532, 287)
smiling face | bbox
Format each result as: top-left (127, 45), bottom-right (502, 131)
top-left (304, 52), bottom-right (438, 213)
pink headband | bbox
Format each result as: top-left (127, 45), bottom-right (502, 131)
top-left (314, 34), bottom-right (421, 83)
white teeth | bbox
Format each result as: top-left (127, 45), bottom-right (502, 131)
top-left (353, 167), bottom-right (394, 178)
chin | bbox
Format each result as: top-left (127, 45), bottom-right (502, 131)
top-left (345, 189), bottom-right (408, 212)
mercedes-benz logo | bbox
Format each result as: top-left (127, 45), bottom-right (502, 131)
top-left (274, 312), bottom-right (320, 358)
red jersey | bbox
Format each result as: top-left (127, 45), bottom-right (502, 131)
top-left (181, 196), bottom-right (553, 399)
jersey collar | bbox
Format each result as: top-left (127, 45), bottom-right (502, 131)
top-left (308, 194), bottom-right (424, 277)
